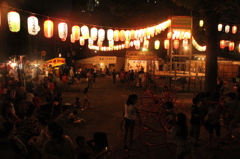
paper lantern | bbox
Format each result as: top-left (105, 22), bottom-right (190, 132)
top-left (98, 29), bottom-right (105, 41)
top-left (79, 37), bottom-right (85, 46)
top-left (218, 24), bottom-right (223, 32)
top-left (28, 16), bottom-right (40, 35)
top-left (154, 40), bottom-right (160, 50)
top-left (107, 29), bottom-right (114, 41)
top-left (134, 30), bottom-right (139, 39)
top-left (220, 40), bottom-right (226, 49)
top-left (130, 41), bottom-right (134, 47)
top-left (183, 39), bottom-right (188, 47)
top-left (238, 44), bottom-right (240, 53)
top-left (7, 11), bottom-right (20, 32)
top-left (199, 20), bottom-right (204, 27)
top-left (130, 30), bottom-right (135, 40)
top-left (72, 25), bottom-right (80, 41)
top-left (58, 22), bottom-right (68, 40)
top-left (125, 40), bottom-right (130, 49)
top-left (143, 40), bottom-right (149, 49)
top-left (90, 27), bottom-right (98, 41)
top-left (232, 26), bottom-right (237, 34)
top-left (164, 40), bottom-right (169, 49)
top-left (229, 42), bottom-right (234, 51)
top-left (114, 30), bottom-right (119, 41)
top-left (81, 25), bottom-right (89, 39)
top-left (120, 30), bottom-right (126, 41)
top-left (125, 30), bottom-right (131, 41)
top-left (108, 40), bottom-right (114, 48)
top-left (88, 38), bottom-right (93, 46)
top-left (70, 34), bottom-right (75, 43)
top-left (173, 40), bottom-right (179, 49)
top-left (167, 32), bottom-right (172, 39)
top-left (134, 40), bottom-right (140, 50)
top-left (225, 25), bottom-right (230, 33)
top-left (44, 20), bottom-right (53, 38)
top-left (97, 40), bottom-right (103, 47)
top-left (150, 27), bottom-right (155, 37)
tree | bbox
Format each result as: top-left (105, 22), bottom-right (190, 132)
top-left (172, 0), bottom-right (240, 92)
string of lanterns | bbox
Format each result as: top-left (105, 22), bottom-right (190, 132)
top-left (7, 4), bottom-right (236, 53)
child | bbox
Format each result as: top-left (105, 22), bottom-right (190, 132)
top-left (33, 93), bottom-right (41, 113)
top-left (68, 110), bottom-right (84, 123)
top-left (67, 74), bottom-right (73, 91)
top-left (76, 77), bottom-right (81, 90)
top-left (83, 87), bottom-right (92, 110)
top-left (62, 73), bottom-right (67, 91)
top-left (52, 93), bottom-right (63, 114)
top-left (189, 97), bottom-right (202, 146)
top-left (75, 97), bottom-right (81, 109)
top-left (164, 101), bottom-right (176, 129)
top-left (49, 79), bottom-right (54, 94)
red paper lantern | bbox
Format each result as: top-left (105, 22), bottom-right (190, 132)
top-left (232, 26), bottom-right (237, 34)
top-left (44, 20), bottom-right (53, 38)
top-left (220, 40), bottom-right (226, 49)
top-left (229, 42), bottom-right (235, 51)
top-left (173, 40), bottom-right (179, 49)
top-left (72, 25), bottom-right (80, 41)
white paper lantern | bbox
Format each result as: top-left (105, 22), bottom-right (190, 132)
top-left (88, 38), bottom-right (93, 46)
top-left (225, 25), bottom-right (230, 33)
top-left (107, 29), bottom-right (114, 41)
top-left (90, 27), bottom-right (98, 41)
top-left (98, 29), bottom-right (105, 41)
top-left (28, 16), bottom-right (39, 35)
top-left (79, 37), bottom-right (85, 46)
top-left (58, 22), bottom-right (68, 40)
top-left (81, 25), bottom-right (89, 39)
top-left (218, 24), bottom-right (223, 32)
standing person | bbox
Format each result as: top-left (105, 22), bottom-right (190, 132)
top-left (26, 90), bottom-right (34, 108)
top-left (224, 92), bottom-right (240, 139)
top-left (112, 69), bottom-right (116, 86)
top-left (189, 97), bottom-right (202, 146)
top-left (163, 113), bottom-right (190, 159)
top-left (15, 82), bottom-right (27, 118)
top-left (93, 66), bottom-right (97, 82)
top-left (33, 93), bottom-right (41, 111)
top-left (123, 93), bottom-right (141, 150)
top-left (76, 67), bottom-right (82, 79)
top-left (83, 87), bottom-right (92, 110)
top-left (42, 122), bottom-right (75, 159)
top-left (67, 74), bottom-right (73, 91)
top-left (87, 71), bottom-right (93, 89)
top-left (62, 73), bottom-right (67, 91)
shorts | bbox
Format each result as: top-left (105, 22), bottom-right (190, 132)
top-left (124, 117), bottom-right (135, 128)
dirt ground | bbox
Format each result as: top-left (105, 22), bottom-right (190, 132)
top-left (52, 77), bottom-right (240, 159)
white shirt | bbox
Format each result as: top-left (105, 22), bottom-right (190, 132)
top-left (124, 104), bottom-right (137, 121)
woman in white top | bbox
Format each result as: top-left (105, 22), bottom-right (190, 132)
top-left (123, 93), bottom-right (141, 150)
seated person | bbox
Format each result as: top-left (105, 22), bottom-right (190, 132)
top-left (75, 136), bottom-right (92, 159)
top-left (86, 132), bottom-right (108, 157)
top-left (68, 110), bottom-right (84, 123)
